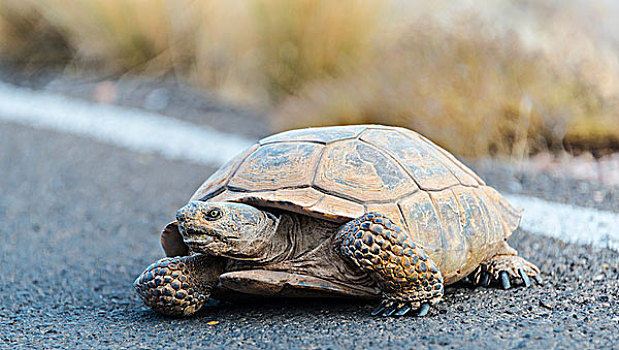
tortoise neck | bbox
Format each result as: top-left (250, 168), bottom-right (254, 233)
top-left (258, 213), bottom-right (342, 265)
top-left (252, 212), bottom-right (298, 264)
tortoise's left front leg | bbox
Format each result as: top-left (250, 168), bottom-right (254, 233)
top-left (133, 254), bottom-right (225, 316)
top-left (335, 212), bottom-right (444, 317)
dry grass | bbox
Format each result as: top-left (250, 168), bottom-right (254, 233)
top-left (0, 0), bottom-right (617, 157)
top-left (0, 0), bottom-right (385, 104)
top-left (0, 2), bottom-right (71, 65)
top-left (0, 1), bottom-right (176, 71)
top-left (273, 18), bottom-right (619, 157)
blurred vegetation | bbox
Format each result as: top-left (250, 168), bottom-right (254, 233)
top-left (274, 18), bottom-right (619, 157)
top-left (0, 0), bottom-right (617, 157)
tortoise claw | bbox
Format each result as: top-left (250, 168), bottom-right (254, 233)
top-left (371, 301), bottom-right (388, 316)
top-left (393, 304), bottom-right (412, 317)
top-left (476, 264), bottom-right (490, 287)
top-left (480, 272), bottom-right (490, 287)
top-left (500, 271), bottom-right (511, 289)
top-left (518, 268), bottom-right (531, 287)
top-left (382, 305), bottom-right (399, 317)
top-left (533, 273), bottom-right (544, 285)
top-left (475, 255), bottom-right (541, 289)
top-left (416, 303), bottom-right (431, 317)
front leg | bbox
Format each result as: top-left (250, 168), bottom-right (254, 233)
top-left (133, 254), bottom-right (225, 316)
top-left (336, 213), bottom-right (444, 317)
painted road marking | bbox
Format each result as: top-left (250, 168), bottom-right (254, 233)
top-left (506, 194), bottom-right (618, 251)
top-left (0, 82), bottom-right (254, 165)
top-left (1, 81), bottom-right (617, 251)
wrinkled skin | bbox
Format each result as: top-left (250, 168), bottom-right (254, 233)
top-left (176, 201), bottom-right (281, 261)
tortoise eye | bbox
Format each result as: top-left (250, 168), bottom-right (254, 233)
top-left (206, 209), bottom-right (221, 220)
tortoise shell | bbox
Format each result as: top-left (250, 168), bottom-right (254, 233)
top-left (191, 125), bottom-right (521, 276)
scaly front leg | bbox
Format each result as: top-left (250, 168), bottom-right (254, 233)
top-left (133, 254), bottom-right (225, 316)
top-left (336, 212), bottom-right (444, 317)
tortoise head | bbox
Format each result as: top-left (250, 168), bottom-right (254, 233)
top-left (175, 201), bottom-right (280, 260)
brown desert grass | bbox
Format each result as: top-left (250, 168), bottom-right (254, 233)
top-left (0, 0), bottom-right (617, 157)
top-left (273, 19), bottom-right (619, 157)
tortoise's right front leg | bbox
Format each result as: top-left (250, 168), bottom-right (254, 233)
top-left (336, 213), bottom-right (444, 317)
top-left (133, 254), bottom-right (225, 317)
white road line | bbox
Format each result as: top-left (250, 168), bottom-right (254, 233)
top-left (505, 194), bottom-right (618, 251)
top-left (0, 82), bottom-right (254, 165)
top-left (1, 81), bottom-right (617, 251)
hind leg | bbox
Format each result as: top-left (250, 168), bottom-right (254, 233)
top-left (471, 241), bottom-right (542, 289)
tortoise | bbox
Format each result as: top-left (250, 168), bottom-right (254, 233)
top-left (134, 125), bottom-right (541, 317)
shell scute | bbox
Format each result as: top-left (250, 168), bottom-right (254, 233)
top-left (360, 128), bottom-right (459, 190)
top-left (397, 191), bottom-right (443, 260)
top-left (229, 142), bottom-right (323, 191)
top-left (428, 190), bottom-right (468, 272)
top-left (314, 139), bottom-right (416, 202)
top-left (191, 144), bottom-right (259, 201)
top-left (450, 187), bottom-right (494, 257)
top-left (396, 128), bottom-right (484, 187)
top-left (308, 194), bottom-right (365, 221)
top-left (482, 186), bottom-right (521, 232)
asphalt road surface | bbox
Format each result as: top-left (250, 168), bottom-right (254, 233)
top-left (1, 84), bottom-right (618, 348)
top-left (2, 122), bottom-right (618, 349)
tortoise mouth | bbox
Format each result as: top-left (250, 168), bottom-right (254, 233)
top-left (186, 240), bottom-right (211, 253)
top-left (181, 227), bottom-right (240, 240)
top-left (184, 228), bottom-right (214, 238)
top-left (184, 236), bottom-right (222, 253)
top-left (180, 226), bottom-right (242, 254)
top-left (179, 224), bottom-right (222, 239)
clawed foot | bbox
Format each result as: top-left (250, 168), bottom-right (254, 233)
top-left (337, 212), bottom-right (445, 318)
top-left (372, 300), bottom-right (432, 317)
top-left (133, 254), bottom-right (225, 317)
top-left (472, 255), bottom-right (542, 289)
